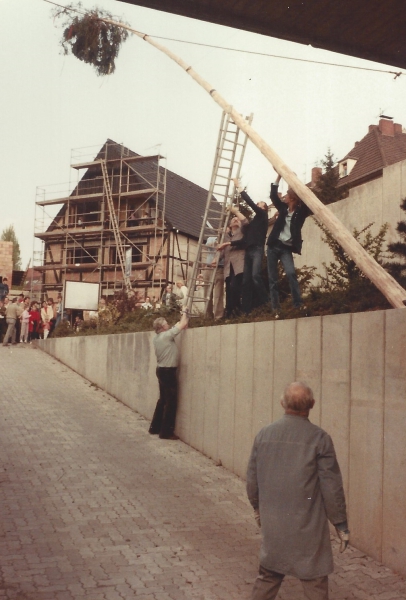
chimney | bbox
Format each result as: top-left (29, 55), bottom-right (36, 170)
top-left (394, 123), bottom-right (402, 134)
top-left (311, 167), bottom-right (322, 186)
top-left (379, 117), bottom-right (395, 137)
top-left (369, 124), bottom-right (379, 132)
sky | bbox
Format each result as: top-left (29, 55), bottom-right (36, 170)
top-left (2, 0), bottom-right (406, 267)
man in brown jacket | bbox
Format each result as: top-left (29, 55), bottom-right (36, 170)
top-left (246, 382), bottom-right (349, 600)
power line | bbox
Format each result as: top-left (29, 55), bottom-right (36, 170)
top-left (43, 0), bottom-right (403, 79)
top-left (151, 36), bottom-right (403, 79)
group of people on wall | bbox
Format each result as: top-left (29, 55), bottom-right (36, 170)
top-left (153, 170), bottom-right (309, 319)
top-left (140, 171), bottom-right (311, 320)
top-left (214, 172), bottom-right (312, 317)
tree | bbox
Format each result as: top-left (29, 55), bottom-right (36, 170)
top-left (385, 197), bottom-right (406, 288)
top-left (1, 225), bottom-right (22, 270)
top-left (304, 222), bottom-right (391, 314)
top-left (312, 150), bottom-right (348, 206)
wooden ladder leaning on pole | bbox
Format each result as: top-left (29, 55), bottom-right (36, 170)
top-left (99, 159), bottom-right (133, 296)
top-left (186, 111), bottom-right (253, 317)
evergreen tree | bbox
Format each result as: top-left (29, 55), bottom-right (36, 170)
top-left (1, 225), bottom-right (22, 270)
top-left (313, 149), bottom-right (348, 206)
top-left (386, 197), bottom-right (406, 287)
top-left (316, 221), bottom-right (388, 291)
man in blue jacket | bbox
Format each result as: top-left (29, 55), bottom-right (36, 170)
top-left (267, 173), bottom-right (311, 311)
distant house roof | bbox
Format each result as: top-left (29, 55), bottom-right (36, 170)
top-left (337, 118), bottom-right (406, 189)
top-left (92, 139), bottom-right (218, 239)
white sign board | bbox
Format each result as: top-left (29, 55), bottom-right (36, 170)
top-left (64, 281), bottom-right (100, 310)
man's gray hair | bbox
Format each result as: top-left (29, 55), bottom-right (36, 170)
top-left (281, 381), bottom-right (314, 412)
top-left (153, 317), bottom-right (167, 333)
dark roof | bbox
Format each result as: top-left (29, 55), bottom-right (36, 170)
top-left (118, 0), bottom-right (406, 70)
top-left (69, 139), bottom-right (217, 239)
top-left (105, 139), bottom-right (217, 238)
top-left (337, 120), bottom-right (406, 189)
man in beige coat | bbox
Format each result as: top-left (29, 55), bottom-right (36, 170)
top-left (246, 382), bottom-right (349, 600)
top-left (2, 298), bottom-right (23, 346)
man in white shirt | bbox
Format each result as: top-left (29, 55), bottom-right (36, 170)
top-left (148, 309), bottom-right (189, 440)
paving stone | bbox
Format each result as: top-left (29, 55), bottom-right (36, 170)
top-left (0, 347), bottom-right (405, 599)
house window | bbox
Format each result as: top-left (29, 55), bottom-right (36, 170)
top-left (132, 246), bottom-right (144, 263)
top-left (110, 245), bottom-right (146, 264)
top-left (69, 202), bottom-right (101, 226)
top-left (339, 158), bottom-right (356, 179)
top-left (66, 247), bottom-right (99, 264)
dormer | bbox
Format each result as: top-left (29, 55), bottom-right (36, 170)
top-left (338, 158), bottom-right (357, 178)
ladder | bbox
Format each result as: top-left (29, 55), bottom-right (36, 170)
top-left (186, 110), bottom-right (253, 316)
top-left (100, 159), bottom-right (133, 295)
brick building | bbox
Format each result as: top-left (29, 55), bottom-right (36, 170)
top-left (0, 241), bottom-right (13, 287)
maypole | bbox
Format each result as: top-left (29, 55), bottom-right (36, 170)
top-left (50, 2), bottom-right (406, 308)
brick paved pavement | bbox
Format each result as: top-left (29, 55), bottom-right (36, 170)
top-left (0, 345), bottom-right (405, 600)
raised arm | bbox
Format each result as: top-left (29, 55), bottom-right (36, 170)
top-left (233, 177), bottom-right (263, 216)
top-left (175, 308), bottom-right (189, 331)
top-left (229, 204), bottom-right (246, 222)
top-left (270, 172), bottom-right (284, 210)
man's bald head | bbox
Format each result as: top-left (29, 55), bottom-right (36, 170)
top-left (281, 382), bottom-right (315, 413)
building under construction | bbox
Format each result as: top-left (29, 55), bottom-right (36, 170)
top-left (34, 139), bottom-right (215, 302)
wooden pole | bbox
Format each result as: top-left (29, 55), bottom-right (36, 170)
top-left (89, 15), bottom-right (406, 308)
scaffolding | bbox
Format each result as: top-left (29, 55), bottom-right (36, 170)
top-left (33, 141), bottom-right (169, 300)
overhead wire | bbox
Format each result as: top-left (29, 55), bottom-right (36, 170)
top-left (43, 0), bottom-right (404, 79)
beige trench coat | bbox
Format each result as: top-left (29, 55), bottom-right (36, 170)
top-left (246, 414), bottom-right (347, 579)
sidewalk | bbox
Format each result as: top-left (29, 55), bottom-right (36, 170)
top-left (0, 345), bottom-right (405, 600)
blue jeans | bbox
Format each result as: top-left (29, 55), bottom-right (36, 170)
top-left (267, 241), bottom-right (303, 309)
top-left (242, 245), bottom-right (269, 314)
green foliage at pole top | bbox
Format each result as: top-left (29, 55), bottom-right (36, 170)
top-left (1, 225), bottom-right (22, 270)
top-left (51, 2), bottom-right (131, 76)
top-left (386, 197), bottom-right (406, 287)
top-left (312, 149), bottom-right (348, 206)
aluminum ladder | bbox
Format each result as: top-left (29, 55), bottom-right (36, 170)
top-left (186, 110), bottom-right (253, 316)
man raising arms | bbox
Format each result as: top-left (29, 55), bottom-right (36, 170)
top-left (148, 309), bottom-right (189, 440)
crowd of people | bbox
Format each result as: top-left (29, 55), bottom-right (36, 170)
top-left (0, 170), bottom-right (311, 344)
top-left (0, 293), bottom-right (63, 346)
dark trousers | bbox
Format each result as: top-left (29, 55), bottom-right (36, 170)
top-left (252, 565), bottom-right (329, 600)
top-left (149, 367), bottom-right (178, 439)
top-left (242, 245), bottom-right (269, 314)
top-left (225, 264), bottom-right (243, 317)
top-left (267, 240), bottom-right (303, 309)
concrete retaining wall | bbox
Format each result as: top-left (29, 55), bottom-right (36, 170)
top-left (39, 308), bottom-right (406, 576)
